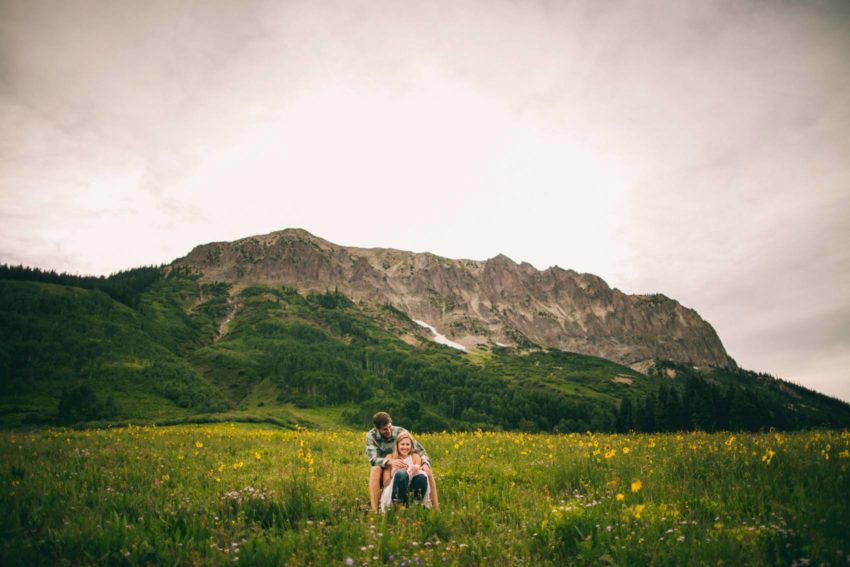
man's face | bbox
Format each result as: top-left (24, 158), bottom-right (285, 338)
top-left (378, 421), bottom-right (393, 439)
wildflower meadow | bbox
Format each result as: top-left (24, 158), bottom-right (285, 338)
top-left (2, 425), bottom-right (849, 565)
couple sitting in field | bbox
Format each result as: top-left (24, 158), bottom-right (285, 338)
top-left (365, 411), bottom-right (440, 512)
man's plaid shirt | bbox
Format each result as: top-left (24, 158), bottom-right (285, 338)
top-left (365, 426), bottom-right (430, 468)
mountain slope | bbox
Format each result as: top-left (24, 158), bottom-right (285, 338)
top-left (189, 283), bottom-right (659, 432)
top-left (0, 276), bottom-right (229, 425)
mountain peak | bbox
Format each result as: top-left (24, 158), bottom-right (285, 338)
top-left (488, 253), bottom-right (516, 264)
top-left (272, 227), bottom-right (319, 238)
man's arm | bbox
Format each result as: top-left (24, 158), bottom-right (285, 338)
top-left (365, 431), bottom-right (389, 468)
top-left (412, 437), bottom-right (431, 468)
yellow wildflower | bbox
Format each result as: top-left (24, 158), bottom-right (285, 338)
top-left (631, 480), bottom-right (642, 493)
top-left (616, 493), bottom-right (625, 502)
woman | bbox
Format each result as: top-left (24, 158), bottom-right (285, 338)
top-left (379, 431), bottom-right (431, 512)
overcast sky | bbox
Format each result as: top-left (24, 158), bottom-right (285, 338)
top-left (2, 0), bottom-right (849, 401)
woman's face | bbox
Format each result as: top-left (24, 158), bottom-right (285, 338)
top-left (398, 438), bottom-right (412, 456)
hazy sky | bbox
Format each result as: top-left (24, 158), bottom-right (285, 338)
top-left (2, 0), bottom-right (849, 401)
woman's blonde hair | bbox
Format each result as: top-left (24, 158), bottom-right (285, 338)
top-left (391, 431), bottom-right (416, 460)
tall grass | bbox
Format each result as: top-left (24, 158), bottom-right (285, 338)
top-left (1, 425), bottom-right (848, 565)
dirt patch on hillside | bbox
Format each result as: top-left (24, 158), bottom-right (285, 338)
top-left (400, 334), bottom-right (421, 347)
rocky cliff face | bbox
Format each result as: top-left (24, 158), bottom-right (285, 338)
top-left (173, 228), bottom-right (735, 370)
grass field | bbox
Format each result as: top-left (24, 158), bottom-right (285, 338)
top-left (2, 425), bottom-right (849, 566)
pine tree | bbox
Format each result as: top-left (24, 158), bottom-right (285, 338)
top-left (616, 397), bottom-right (635, 432)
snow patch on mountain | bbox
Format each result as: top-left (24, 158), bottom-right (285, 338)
top-left (413, 319), bottom-right (467, 351)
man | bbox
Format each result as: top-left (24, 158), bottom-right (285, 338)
top-left (365, 411), bottom-right (440, 512)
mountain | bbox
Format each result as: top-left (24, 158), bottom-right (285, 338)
top-left (2, 234), bottom-right (848, 432)
top-left (173, 228), bottom-right (734, 372)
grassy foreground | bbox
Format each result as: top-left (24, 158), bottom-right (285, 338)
top-left (2, 425), bottom-right (849, 566)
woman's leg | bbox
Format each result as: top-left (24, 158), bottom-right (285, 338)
top-left (391, 470), bottom-right (410, 504)
top-left (410, 473), bottom-right (428, 503)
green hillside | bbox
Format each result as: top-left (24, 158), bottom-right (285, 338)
top-left (1, 265), bottom-right (849, 431)
top-left (0, 274), bottom-right (229, 426)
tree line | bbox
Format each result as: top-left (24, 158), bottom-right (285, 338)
top-left (616, 377), bottom-right (849, 433)
top-left (0, 264), bottom-right (162, 308)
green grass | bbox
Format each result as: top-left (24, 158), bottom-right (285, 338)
top-left (281, 404), bottom-right (361, 430)
top-left (239, 378), bottom-right (282, 409)
top-left (1, 425), bottom-right (848, 565)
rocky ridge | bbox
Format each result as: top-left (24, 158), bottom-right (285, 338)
top-left (173, 228), bottom-right (735, 371)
